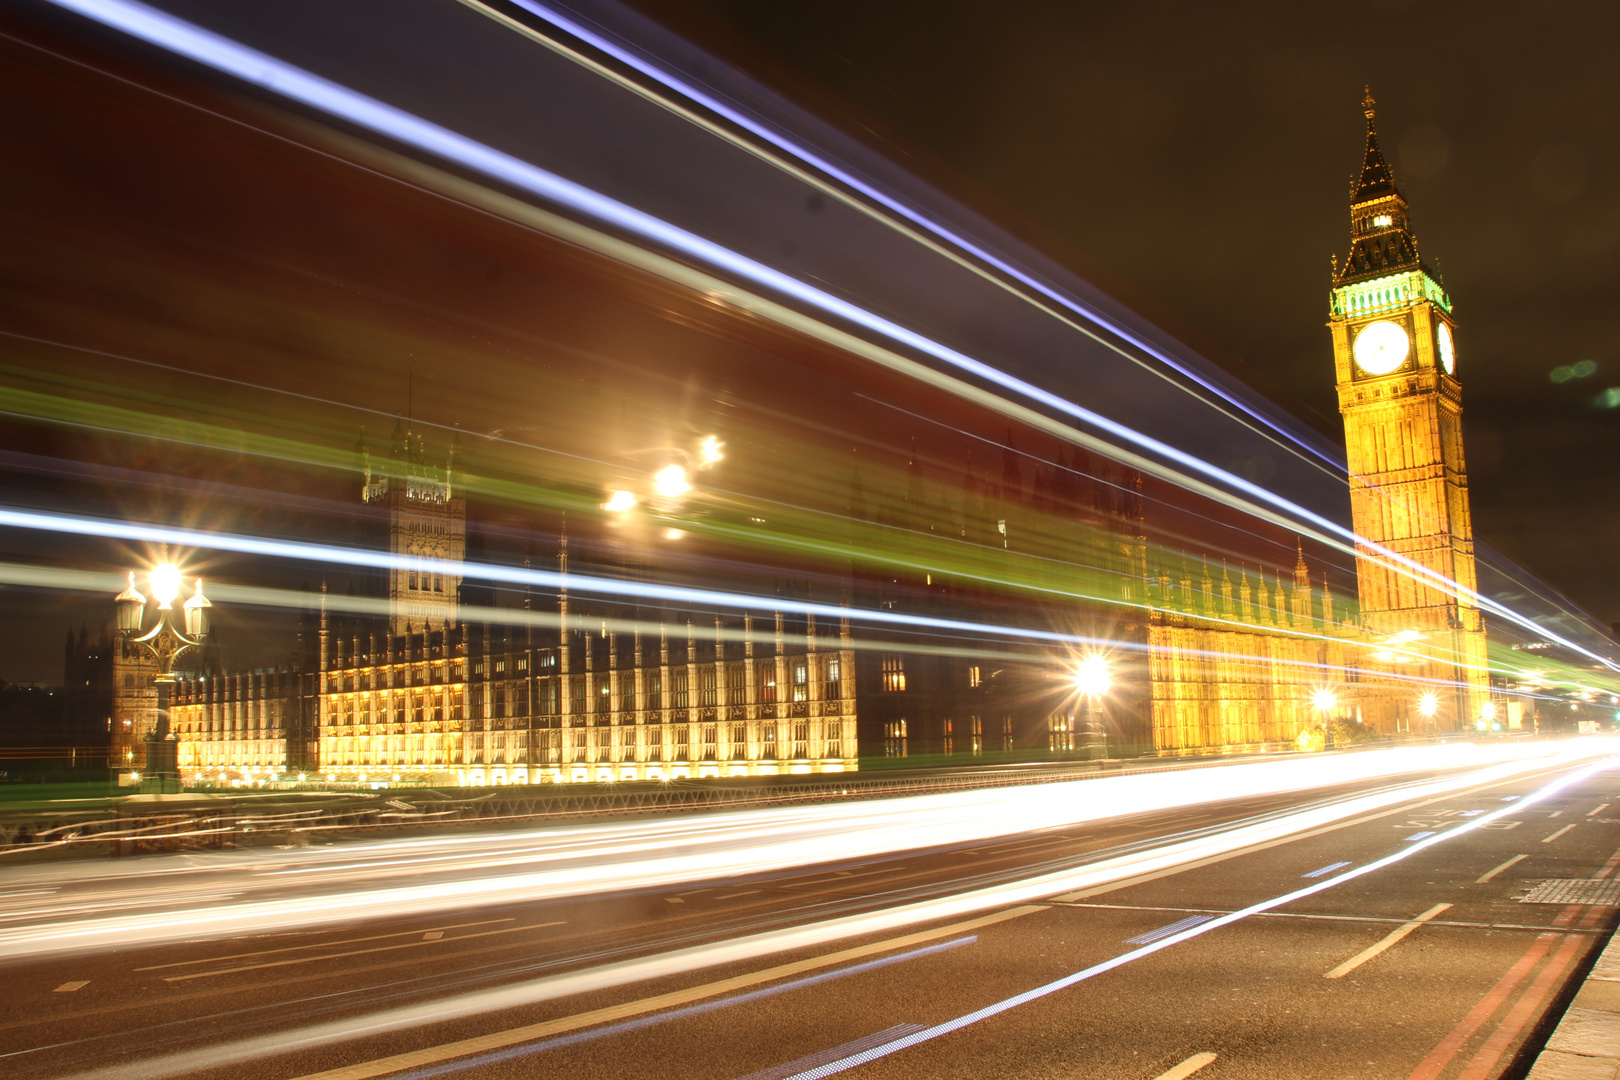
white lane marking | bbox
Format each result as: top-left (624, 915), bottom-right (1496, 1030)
top-left (134, 919), bottom-right (514, 971)
top-left (1152, 1052), bottom-right (1218, 1080)
top-left (422, 931), bottom-right (443, 941)
top-left (53, 981), bottom-right (89, 993)
top-left (1589, 803), bottom-right (1610, 817)
top-left (665, 898), bottom-right (684, 904)
top-left (1302, 861), bottom-right (1352, 878)
top-left (1477, 854), bottom-right (1529, 884)
top-left (753, 763), bottom-right (1612, 1080)
top-left (277, 906), bottom-right (1044, 1080)
top-left (1543, 825), bottom-right (1576, 844)
top-left (1549, 811), bottom-right (1564, 818)
top-left (165, 922), bottom-right (564, 982)
top-left (1325, 903), bottom-right (1452, 979)
top-left (715, 891), bottom-right (762, 900)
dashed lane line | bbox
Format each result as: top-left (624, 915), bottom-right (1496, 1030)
top-left (1477, 854), bottom-right (1529, 883)
top-left (133, 918), bottom-right (514, 971)
top-left (1543, 824), bottom-right (1576, 843)
top-left (163, 922), bottom-right (564, 982)
top-left (1325, 904), bottom-right (1452, 979)
top-left (280, 906), bottom-right (1046, 1080)
top-left (1152, 1052), bottom-right (1218, 1080)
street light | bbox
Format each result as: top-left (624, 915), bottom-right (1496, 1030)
top-left (1072, 654), bottom-right (1111, 758)
top-left (653, 464), bottom-right (691, 499)
top-left (698, 435), bottom-right (724, 466)
top-left (1418, 692), bottom-right (1439, 723)
top-left (1310, 688), bottom-right (1338, 750)
top-left (1073, 654), bottom-right (1111, 697)
top-left (115, 563), bottom-right (213, 794)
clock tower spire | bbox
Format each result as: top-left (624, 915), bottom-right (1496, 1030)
top-left (1328, 87), bottom-right (1490, 735)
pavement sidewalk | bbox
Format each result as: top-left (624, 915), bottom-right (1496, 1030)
top-left (1527, 931), bottom-right (1620, 1078)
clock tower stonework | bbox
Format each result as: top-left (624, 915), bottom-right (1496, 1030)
top-left (1329, 89), bottom-right (1490, 733)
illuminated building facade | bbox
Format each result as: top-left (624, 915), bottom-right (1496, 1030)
top-left (168, 426), bottom-right (861, 783)
top-left (1328, 88), bottom-right (1491, 732)
top-left (1148, 550), bottom-right (1359, 752)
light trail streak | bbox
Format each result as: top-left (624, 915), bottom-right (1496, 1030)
top-left (0, 743), bottom-right (1596, 960)
top-left (472, 0), bottom-right (1345, 475)
top-left (41, 0), bottom-right (1608, 672)
top-left (0, 505), bottom-right (1097, 648)
top-left (777, 756), bottom-right (1618, 1080)
top-left (38, 743), bottom-right (1612, 1080)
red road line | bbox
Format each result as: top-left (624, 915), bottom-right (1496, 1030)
top-left (1406, 933), bottom-right (1557, 1080)
top-left (1594, 843), bottom-right (1620, 880)
top-left (1455, 933), bottom-right (1585, 1080)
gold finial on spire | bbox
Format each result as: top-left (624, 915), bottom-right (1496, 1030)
top-left (1362, 85), bottom-right (1377, 123)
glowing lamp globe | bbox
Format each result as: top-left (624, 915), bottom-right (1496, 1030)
top-left (115, 571), bottom-right (147, 632)
top-left (1074, 655), bottom-right (1111, 697)
top-left (1418, 692), bottom-right (1439, 718)
top-left (1311, 688), bottom-right (1337, 713)
top-left (184, 578), bottom-right (212, 638)
top-left (653, 464), bottom-right (691, 499)
top-left (150, 563), bottom-right (182, 609)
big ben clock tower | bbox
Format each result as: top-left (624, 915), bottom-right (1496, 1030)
top-left (1329, 88), bottom-right (1490, 733)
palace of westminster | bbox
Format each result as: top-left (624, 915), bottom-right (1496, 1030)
top-left (67, 93), bottom-right (1503, 786)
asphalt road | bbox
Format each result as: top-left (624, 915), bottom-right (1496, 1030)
top-left (5, 749), bottom-right (1618, 1080)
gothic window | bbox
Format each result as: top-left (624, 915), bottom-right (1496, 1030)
top-left (792, 658), bottom-right (808, 702)
top-left (648, 726), bottom-right (663, 761)
top-left (674, 725), bottom-right (690, 761)
top-left (646, 668), bottom-right (662, 709)
top-left (792, 722), bottom-right (809, 759)
top-left (702, 724), bottom-right (717, 760)
top-left (731, 723), bottom-right (746, 759)
top-left (824, 656), bottom-right (841, 701)
top-left (757, 661), bottom-right (776, 703)
top-left (727, 662), bottom-right (746, 705)
top-left (968, 665), bottom-right (982, 688)
top-left (672, 669), bottom-right (689, 709)
top-left (882, 655), bottom-right (907, 692)
top-left (762, 723), bottom-right (777, 758)
top-left (883, 719), bottom-right (907, 757)
top-left (700, 667), bottom-right (717, 707)
top-left (823, 721), bottom-right (841, 760)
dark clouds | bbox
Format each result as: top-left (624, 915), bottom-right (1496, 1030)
top-left (631, 0), bottom-right (1620, 627)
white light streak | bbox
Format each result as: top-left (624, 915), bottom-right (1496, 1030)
top-left (40, 0), bottom-right (1611, 673)
top-left (34, 743), bottom-right (1614, 1080)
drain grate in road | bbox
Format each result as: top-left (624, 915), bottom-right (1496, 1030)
top-left (1519, 879), bottom-right (1620, 906)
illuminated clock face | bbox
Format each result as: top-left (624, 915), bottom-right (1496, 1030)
top-left (1436, 322), bottom-right (1456, 375)
top-left (1353, 320), bottom-right (1411, 376)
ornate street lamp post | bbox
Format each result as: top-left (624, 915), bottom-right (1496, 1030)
top-left (115, 565), bottom-right (212, 794)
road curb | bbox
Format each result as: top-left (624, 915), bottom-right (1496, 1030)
top-left (1527, 928), bottom-right (1620, 1078)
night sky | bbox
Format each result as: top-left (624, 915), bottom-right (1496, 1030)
top-left (631, 0), bottom-right (1620, 628)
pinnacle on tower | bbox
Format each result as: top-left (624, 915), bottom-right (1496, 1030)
top-left (1336, 86), bottom-right (1424, 287)
top-left (1352, 86), bottom-right (1400, 204)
